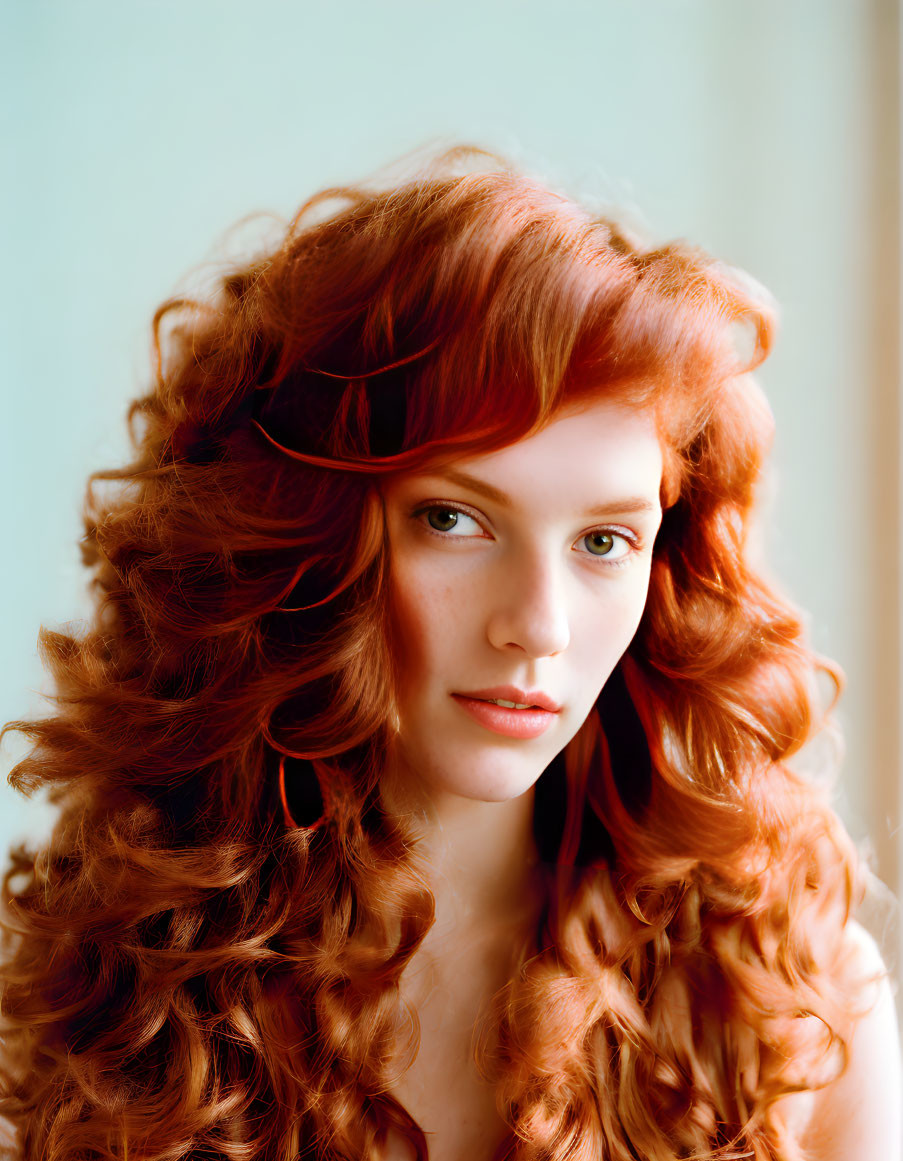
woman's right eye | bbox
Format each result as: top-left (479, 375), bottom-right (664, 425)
top-left (413, 504), bottom-right (485, 537)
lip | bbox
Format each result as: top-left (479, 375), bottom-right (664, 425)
top-left (453, 685), bottom-right (562, 712)
top-left (451, 695), bottom-right (559, 739)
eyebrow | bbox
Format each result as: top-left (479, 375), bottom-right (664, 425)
top-left (432, 468), bottom-right (661, 518)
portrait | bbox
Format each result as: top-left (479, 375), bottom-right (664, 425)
top-left (2, 5), bottom-right (900, 1159)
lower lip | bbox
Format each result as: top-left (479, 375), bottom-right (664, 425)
top-left (451, 695), bottom-right (558, 739)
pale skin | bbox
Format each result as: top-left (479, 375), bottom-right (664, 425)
top-left (376, 398), bottom-right (902, 1161)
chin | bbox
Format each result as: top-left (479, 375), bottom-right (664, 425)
top-left (428, 755), bottom-right (546, 804)
top-left (387, 727), bottom-right (553, 809)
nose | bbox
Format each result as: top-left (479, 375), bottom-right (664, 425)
top-left (486, 548), bottom-right (571, 658)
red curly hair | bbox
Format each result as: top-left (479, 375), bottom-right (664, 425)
top-left (0, 148), bottom-right (870, 1160)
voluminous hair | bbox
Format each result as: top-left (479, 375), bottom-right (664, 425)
top-left (0, 147), bottom-right (871, 1160)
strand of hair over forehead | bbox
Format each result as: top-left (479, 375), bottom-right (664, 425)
top-left (0, 148), bottom-right (868, 1161)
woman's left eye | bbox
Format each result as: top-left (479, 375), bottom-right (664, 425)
top-left (577, 529), bottom-right (635, 565)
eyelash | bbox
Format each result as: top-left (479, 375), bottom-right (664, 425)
top-left (410, 501), bottom-right (642, 570)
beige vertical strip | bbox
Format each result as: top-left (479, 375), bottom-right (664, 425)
top-left (891, 0), bottom-right (900, 984)
top-left (868, 0), bottom-right (901, 967)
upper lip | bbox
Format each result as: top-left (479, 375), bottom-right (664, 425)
top-left (453, 686), bottom-right (562, 712)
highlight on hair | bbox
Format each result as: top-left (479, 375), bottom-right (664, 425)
top-left (0, 147), bottom-right (874, 1160)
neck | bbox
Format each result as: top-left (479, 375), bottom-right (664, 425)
top-left (377, 756), bottom-right (545, 1110)
top-left (379, 760), bottom-right (542, 944)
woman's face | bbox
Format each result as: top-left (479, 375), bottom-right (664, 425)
top-left (381, 397), bottom-right (663, 809)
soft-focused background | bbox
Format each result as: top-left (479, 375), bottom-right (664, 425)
top-left (2, 1), bottom-right (900, 969)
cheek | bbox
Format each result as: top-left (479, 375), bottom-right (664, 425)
top-left (388, 556), bottom-right (476, 686)
top-left (577, 575), bottom-right (651, 674)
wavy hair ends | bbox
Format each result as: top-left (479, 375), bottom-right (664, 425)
top-left (0, 147), bottom-right (867, 1161)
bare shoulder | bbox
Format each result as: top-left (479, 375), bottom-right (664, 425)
top-left (786, 919), bottom-right (902, 1161)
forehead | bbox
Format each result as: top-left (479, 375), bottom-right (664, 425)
top-left (386, 398), bottom-right (664, 509)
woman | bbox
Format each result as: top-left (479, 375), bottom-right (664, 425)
top-left (0, 148), bottom-right (899, 1161)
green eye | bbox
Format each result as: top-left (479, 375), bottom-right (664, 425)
top-left (585, 532), bottom-right (615, 556)
top-left (579, 530), bottom-right (634, 566)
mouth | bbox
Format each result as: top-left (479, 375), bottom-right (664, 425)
top-left (450, 692), bottom-right (560, 739)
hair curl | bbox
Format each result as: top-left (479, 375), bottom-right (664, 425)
top-left (0, 148), bottom-right (871, 1161)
